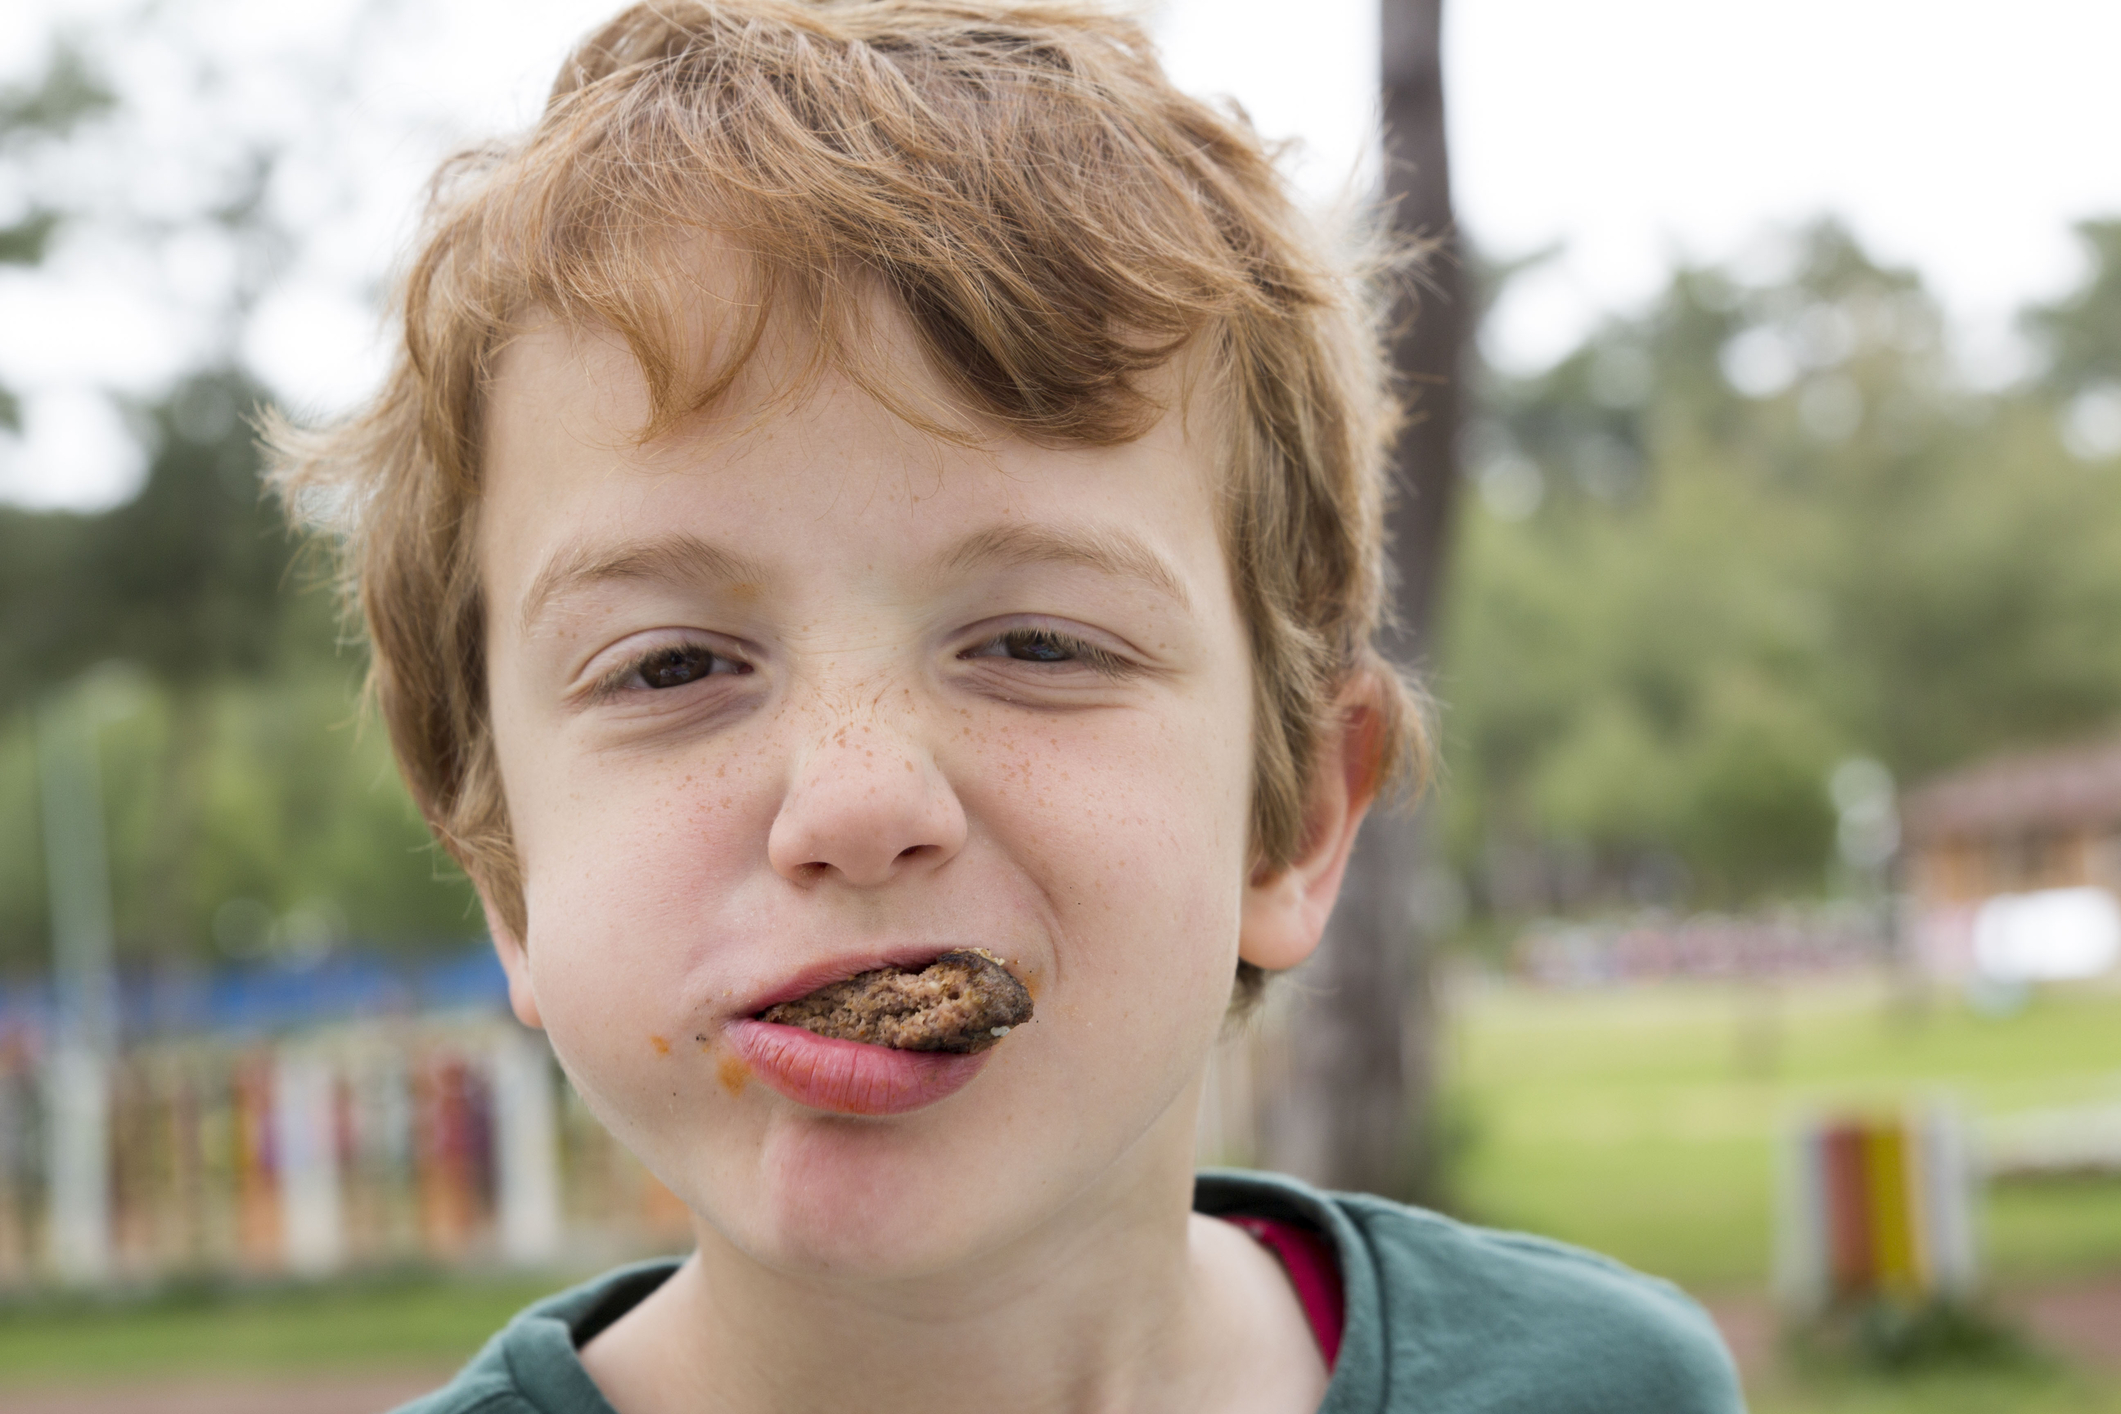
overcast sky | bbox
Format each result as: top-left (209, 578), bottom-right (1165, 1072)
top-left (3, 0), bottom-right (2118, 508)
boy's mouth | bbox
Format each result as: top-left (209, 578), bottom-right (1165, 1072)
top-left (754, 948), bottom-right (1033, 1054)
top-left (723, 950), bottom-right (1034, 1116)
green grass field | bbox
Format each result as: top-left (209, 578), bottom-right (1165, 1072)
top-left (0, 1269), bottom-right (575, 1387)
top-left (1747, 1364), bottom-right (2121, 1414)
top-left (1445, 974), bottom-right (2121, 1288)
top-left (1444, 973), bottom-right (2121, 1411)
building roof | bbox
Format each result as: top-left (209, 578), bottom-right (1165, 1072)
top-left (1901, 732), bottom-right (2121, 842)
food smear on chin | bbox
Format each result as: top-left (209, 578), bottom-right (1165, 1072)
top-left (758, 949), bottom-right (1033, 1054)
top-left (716, 1053), bottom-right (751, 1096)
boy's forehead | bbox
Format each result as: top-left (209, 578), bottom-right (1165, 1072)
top-left (482, 271), bottom-right (1227, 513)
top-left (483, 305), bottom-right (996, 497)
top-left (483, 226), bottom-right (1228, 472)
top-left (480, 307), bottom-right (1227, 633)
top-left (487, 236), bottom-right (938, 446)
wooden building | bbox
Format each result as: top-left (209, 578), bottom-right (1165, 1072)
top-left (1900, 733), bottom-right (2121, 978)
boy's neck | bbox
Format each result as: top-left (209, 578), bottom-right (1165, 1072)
top-left (578, 1093), bottom-right (1327, 1414)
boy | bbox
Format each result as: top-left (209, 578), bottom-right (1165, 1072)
top-left (275, 2), bottom-right (1744, 1410)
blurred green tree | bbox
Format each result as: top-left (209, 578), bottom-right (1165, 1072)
top-left (2023, 219), bottom-right (2121, 397)
top-left (0, 367), bottom-right (476, 969)
top-left (0, 44), bottom-right (114, 436)
top-left (0, 369), bottom-right (291, 704)
top-left (0, 43), bottom-right (477, 972)
top-left (1440, 220), bottom-right (2121, 926)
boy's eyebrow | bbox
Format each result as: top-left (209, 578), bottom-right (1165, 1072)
top-left (518, 524), bottom-right (1191, 633)
top-left (519, 533), bottom-right (772, 634)
top-left (940, 524), bottom-right (1192, 610)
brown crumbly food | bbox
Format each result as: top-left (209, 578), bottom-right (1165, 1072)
top-left (759, 949), bottom-right (1033, 1053)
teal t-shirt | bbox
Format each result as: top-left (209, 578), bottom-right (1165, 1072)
top-left (397, 1170), bottom-right (1745, 1413)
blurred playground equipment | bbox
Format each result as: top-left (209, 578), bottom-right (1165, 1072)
top-left (1775, 1107), bottom-right (1978, 1315)
top-left (0, 954), bottom-right (689, 1290)
top-left (2, 680), bottom-right (687, 1289)
top-left (1514, 906), bottom-right (1885, 987)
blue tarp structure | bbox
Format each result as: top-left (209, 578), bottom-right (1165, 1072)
top-left (0, 943), bottom-right (507, 1042)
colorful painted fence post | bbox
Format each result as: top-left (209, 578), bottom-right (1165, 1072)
top-left (0, 1013), bottom-right (699, 1289)
top-left (1776, 1103), bottom-right (1977, 1314)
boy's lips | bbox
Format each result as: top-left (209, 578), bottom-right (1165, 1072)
top-left (724, 1019), bottom-right (991, 1115)
top-left (735, 945), bottom-right (998, 1017)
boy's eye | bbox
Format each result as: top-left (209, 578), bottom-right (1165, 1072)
top-left (996, 630), bottom-right (1073, 663)
top-left (962, 627), bottom-right (1125, 674)
top-left (631, 644), bottom-right (748, 689)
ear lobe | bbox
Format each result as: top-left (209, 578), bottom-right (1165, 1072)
top-left (1238, 700), bottom-right (1385, 973)
top-left (478, 886), bottom-right (544, 1031)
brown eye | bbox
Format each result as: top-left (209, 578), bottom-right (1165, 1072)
top-left (637, 644), bottom-right (744, 689)
top-left (1002, 631), bottom-right (1074, 663)
top-left (961, 626), bottom-right (1129, 678)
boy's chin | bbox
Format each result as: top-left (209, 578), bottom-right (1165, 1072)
top-left (703, 1121), bottom-right (1037, 1279)
top-left (643, 1034), bottom-right (1211, 1283)
top-left (679, 1078), bottom-right (1186, 1282)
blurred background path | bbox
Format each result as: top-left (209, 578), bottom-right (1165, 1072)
top-left (4, 1372), bottom-right (447, 1414)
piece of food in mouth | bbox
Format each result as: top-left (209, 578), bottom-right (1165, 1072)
top-left (758, 949), bottom-right (1033, 1054)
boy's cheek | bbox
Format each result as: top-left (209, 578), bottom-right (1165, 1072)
top-left (951, 713), bottom-right (1250, 994)
top-left (505, 691), bottom-right (1247, 1040)
top-left (515, 738), bottom-right (772, 883)
top-left (496, 722), bottom-right (1245, 1269)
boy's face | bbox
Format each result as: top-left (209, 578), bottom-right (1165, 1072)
top-left (479, 301), bottom-right (1287, 1275)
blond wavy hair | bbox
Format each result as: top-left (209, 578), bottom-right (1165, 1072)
top-left (271, 0), bottom-right (1427, 1006)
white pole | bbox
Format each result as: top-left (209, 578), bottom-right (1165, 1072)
top-left (43, 1044), bottom-right (109, 1283)
top-left (276, 1050), bottom-right (345, 1276)
top-left (493, 1028), bottom-right (561, 1265)
top-left (1922, 1101), bottom-right (1979, 1298)
top-left (1772, 1114), bottom-right (1827, 1315)
top-left (37, 690), bottom-right (117, 1285)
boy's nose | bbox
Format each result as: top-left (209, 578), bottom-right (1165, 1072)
top-left (767, 715), bottom-right (967, 888)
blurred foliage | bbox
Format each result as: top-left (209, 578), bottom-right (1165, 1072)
top-left (0, 208), bottom-right (60, 266)
top-left (0, 368), bottom-right (480, 971)
top-left (0, 44), bottom-right (115, 141)
top-left (1438, 220), bottom-right (2121, 921)
top-left (0, 41), bottom-right (479, 972)
top-left (1790, 1299), bottom-right (2035, 1376)
top-left (0, 370), bottom-right (293, 700)
top-left (2023, 219), bottom-right (2121, 397)
top-left (0, 42), bottom-right (116, 436)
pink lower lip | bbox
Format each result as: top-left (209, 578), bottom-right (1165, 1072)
top-left (725, 1020), bottom-right (991, 1116)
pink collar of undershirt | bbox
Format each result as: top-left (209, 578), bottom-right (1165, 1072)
top-left (1219, 1214), bottom-right (1345, 1370)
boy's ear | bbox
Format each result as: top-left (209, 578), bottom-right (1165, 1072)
top-left (477, 885), bottom-right (545, 1031)
top-left (1238, 699), bottom-right (1385, 973)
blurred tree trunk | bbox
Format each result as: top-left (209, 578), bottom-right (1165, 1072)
top-left (1259, 0), bottom-right (1463, 1199)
